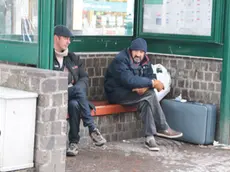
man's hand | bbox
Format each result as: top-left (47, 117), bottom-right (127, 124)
top-left (132, 87), bottom-right (149, 95)
top-left (152, 80), bottom-right (164, 92)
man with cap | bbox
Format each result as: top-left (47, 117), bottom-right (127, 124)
top-left (53, 25), bottom-right (106, 156)
top-left (104, 38), bottom-right (182, 151)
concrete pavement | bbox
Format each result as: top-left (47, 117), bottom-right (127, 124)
top-left (66, 137), bottom-right (230, 172)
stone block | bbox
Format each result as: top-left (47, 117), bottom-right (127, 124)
top-left (55, 136), bottom-right (67, 149)
top-left (18, 75), bottom-right (30, 90)
top-left (201, 62), bottom-right (209, 71)
top-left (58, 78), bottom-right (68, 91)
top-left (52, 93), bottom-right (63, 106)
top-left (41, 108), bottom-right (57, 122)
top-left (170, 60), bottom-right (177, 68)
top-left (196, 71), bottom-right (204, 80)
top-left (87, 67), bottom-right (94, 77)
top-left (92, 78), bottom-right (100, 86)
top-left (41, 79), bottom-right (57, 93)
top-left (189, 71), bottom-right (196, 79)
top-left (120, 115), bottom-right (125, 123)
top-left (6, 74), bottom-right (18, 88)
top-left (35, 150), bottom-right (51, 165)
top-left (185, 61), bottom-right (192, 70)
top-left (201, 82), bottom-right (207, 90)
top-left (86, 58), bottom-right (94, 67)
top-left (178, 60), bottom-right (185, 69)
top-left (38, 162), bottom-right (65, 172)
top-left (58, 107), bottom-right (67, 120)
top-left (208, 83), bottom-right (215, 91)
top-left (177, 80), bottom-right (185, 88)
top-left (63, 92), bottom-right (68, 106)
top-left (213, 73), bottom-right (220, 82)
top-left (156, 58), bottom-right (162, 64)
top-left (189, 90), bottom-right (195, 100)
top-left (95, 68), bottom-right (102, 76)
top-left (100, 58), bottom-right (107, 67)
top-left (51, 121), bottom-right (63, 135)
top-left (210, 93), bottom-right (220, 105)
top-left (36, 122), bottom-right (52, 136)
top-left (193, 81), bottom-right (200, 89)
top-left (38, 94), bottom-right (50, 107)
top-left (209, 62), bottom-right (217, 71)
top-left (30, 77), bottom-right (41, 92)
top-left (39, 136), bottom-right (55, 150)
top-left (94, 58), bottom-right (100, 67)
top-left (205, 72), bottom-right (212, 81)
top-left (216, 83), bottom-right (221, 92)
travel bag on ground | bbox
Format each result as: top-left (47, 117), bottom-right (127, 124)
top-left (161, 99), bottom-right (217, 145)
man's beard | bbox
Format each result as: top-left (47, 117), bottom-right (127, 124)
top-left (133, 56), bottom-right (141, 64)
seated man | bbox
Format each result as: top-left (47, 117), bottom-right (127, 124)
top-left (104, 38), bottom-right (182, 151)
top-left (53, 25), bottom-right (106, 156)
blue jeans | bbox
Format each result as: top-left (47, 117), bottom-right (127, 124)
top-left (68, 88), bottom-right (95, 144)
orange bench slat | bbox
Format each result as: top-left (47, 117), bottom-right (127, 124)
top-left (66, 101), bottom-right (137, 118)
top-left (91, 104), bottom-right (137, 116)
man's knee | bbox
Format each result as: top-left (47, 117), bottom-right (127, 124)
top-left (145, 89), bottom-right (158, 100)
top-left (68, 100), bottom-right (80, 111)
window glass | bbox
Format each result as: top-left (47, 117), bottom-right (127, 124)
top-left (66, 0), bottom-right (135, 36)
top-left (0, 0), bottom-right (38, 42)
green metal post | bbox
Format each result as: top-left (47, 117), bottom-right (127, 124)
top-left (55, 0), bottom-right (64, 25)
top-left (219, 0), bottom-right (230, 144)
top-left (38, 0), bottom-right (55, 69)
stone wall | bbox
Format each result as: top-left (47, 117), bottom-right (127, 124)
top-left (0, 64), bottom-right (68, 172)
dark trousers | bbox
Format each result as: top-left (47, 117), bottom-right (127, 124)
top-left (117, 89), bottom-right (168, 136)
top-left (68, 89), bottom-right (95, 144)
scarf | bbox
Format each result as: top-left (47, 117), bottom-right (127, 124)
top-left (55, 48), bottom-right (68, 68)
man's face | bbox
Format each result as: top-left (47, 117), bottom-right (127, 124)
top-left (54, 35), bottom-right (71, 51)
top-left (131, 50), bottom-right (145, 63)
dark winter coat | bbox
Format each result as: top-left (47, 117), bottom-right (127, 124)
top-left (104, 49), bottom-right (156, 103)
top-left (53, 52), bottom-right (88, 100)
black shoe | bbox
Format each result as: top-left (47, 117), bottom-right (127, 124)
top-left (90, 128), bottom-right (106, 146)
top-left (66, 143), bottom-right (79, 156)
top-left (145, 136), bottom-right (160, 151)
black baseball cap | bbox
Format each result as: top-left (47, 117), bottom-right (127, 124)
top-left (54, 25), bottom-right (73, 37)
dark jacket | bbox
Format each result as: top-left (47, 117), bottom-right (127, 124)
top-left (104, 48), bottom-right (156, 103)
top-left (53, 51), bottom-right (88, 100)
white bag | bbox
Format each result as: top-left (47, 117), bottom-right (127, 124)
top-left (151, 64), bottom-right (171, 101)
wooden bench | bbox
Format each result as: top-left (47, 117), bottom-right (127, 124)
top-left (66, 101), bottom-right (137, 118)
top-left (90, 101), bottom-right (137, 116)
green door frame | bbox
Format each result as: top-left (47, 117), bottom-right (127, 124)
top-left (38, 0), bottom-right (55, 69)
top-left (219, 0), bottom-right (230, 144)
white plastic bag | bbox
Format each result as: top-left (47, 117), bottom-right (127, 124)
top-left (151, 64), bottom-right (171, 101)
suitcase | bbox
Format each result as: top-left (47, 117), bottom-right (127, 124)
top-left (161, 99), bottom-right (217, 145)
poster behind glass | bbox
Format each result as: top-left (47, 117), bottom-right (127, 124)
top-left (143, 0), bottom-right (213, 36)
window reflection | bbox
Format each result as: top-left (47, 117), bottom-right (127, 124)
top-left (0, 0), bottom-right (38, 42)
top-left (66, 0), bottom-right (134, 36)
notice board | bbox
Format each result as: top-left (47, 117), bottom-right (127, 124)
top-left (143, 0), bottom-right (213, 36)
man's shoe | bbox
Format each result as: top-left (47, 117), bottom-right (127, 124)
top-left (156, 128), bottom-right (183, 139)
top-left (145, 136), bottom-right (160, 151)
top-left (66, 143), bottom-right (79, 156)
top-left (90, 128), bottom-right (106, 146)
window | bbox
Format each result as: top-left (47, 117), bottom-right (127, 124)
top-left (66, 0), bottom-right (135, 36)
top-left (0, 0), bottom-right (38, 42)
